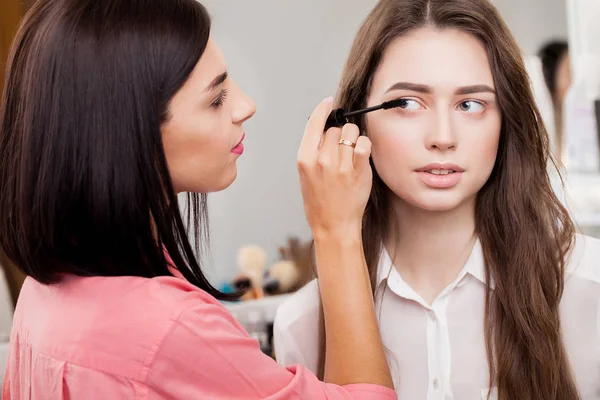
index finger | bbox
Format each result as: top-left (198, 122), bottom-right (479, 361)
top-left (298, 97), bottom-right (334, 161)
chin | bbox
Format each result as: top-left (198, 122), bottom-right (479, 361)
top-left (413, 199), bottom-right (464, 212)
top-left (208, 169), bottom-right (238, 193)
top-left (177, 166), bottom-right (238, 194)
top-left (400, 189), bottom-right (473, 213)
top-left (216, 166), bottom-right (239, 192)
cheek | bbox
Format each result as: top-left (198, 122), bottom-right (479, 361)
top-left (466, 116), bottom-right (501, 175)
top-left (162, 113), bottom-right (233, 193)
top-left (368, 113), bottom-right (501, 211)
top-left (164, 120), bottom-right (221, 168)
top-left (369, 116), bottom-right (422, 172)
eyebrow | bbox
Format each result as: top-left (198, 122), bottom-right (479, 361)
top-left (455, 84), bottom-right (496, 95)
top-left (204, 71), bottom-right (228, 92)
top-left (385, 82), bottom-right (496, 95)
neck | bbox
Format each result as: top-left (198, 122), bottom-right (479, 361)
top-left (385, 194), bottom-right (477, 304)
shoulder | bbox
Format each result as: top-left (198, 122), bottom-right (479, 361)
top-left (566, 233), bottom-right (600, 284)
top-left (140, 276), bottom-right (245, 342)
top-left (91, 274), bottom-right (227, 327)
top-left (560, 235), bottom-right (600, 371)
top-left (274, 278), bottom-right (321, 332)
top-left (272, 279), bottom-right (322, 371)
top-left (133, 278), bottom-right (251, 381)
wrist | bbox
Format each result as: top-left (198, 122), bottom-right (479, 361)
top-left (313, 225), bottom-right (363, 247)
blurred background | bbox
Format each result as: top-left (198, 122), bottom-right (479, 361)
top-left (1, 0), bottom-right (599, 366)
top-left (199, 0), bottom-right (600, 286)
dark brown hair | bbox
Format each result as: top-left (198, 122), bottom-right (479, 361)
top-left (0, 0), bottom-right (235, 300)
top-left (317, 1), bottom-right (578, 399)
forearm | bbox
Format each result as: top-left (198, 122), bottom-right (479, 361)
top-left (314, 230), bottom-right (394, 390)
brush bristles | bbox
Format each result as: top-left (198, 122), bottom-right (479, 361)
top-left (382, 98), bottom-right (407, 110)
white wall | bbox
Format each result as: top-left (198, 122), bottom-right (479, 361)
top-left (493, 0), bottom-right (568, 55)
top-left (196, 0), bottom-right (568, 284)
top-left (196, 0), bottom-right (379, 283)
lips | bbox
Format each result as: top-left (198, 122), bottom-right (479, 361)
top-left (233, 133), bottom-right (245, 149)
top-left (416, 163), bottom-right (464, 173)
top-left (231, 133), bottom-right (245, 155)
top-left (415, 163), bottom-right (464, 189)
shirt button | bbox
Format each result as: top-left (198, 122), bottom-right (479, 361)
top-left (432, 378), bottom-right (440, 390)
top-left (428, 311), bottom-right (437, 323)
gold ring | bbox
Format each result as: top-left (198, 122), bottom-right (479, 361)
top-left (338, 139), bottom-right (356, 148)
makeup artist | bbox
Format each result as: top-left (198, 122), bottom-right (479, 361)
top-left (0, 0), bottom-right (395, 398)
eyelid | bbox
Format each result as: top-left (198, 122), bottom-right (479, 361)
top-left (462, 99), bottom-right (486, 104)
top-left (460, 96), bottom-right (492, 105)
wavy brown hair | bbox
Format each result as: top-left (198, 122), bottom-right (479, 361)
top-left (316, 1), bottom-right (578, 399)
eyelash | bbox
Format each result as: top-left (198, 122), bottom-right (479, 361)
top-left (211, 89), bottom-right (229, 109)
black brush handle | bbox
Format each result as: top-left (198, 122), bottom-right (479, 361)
top-left (324, 108), bottom-right (348, 131)
top-left (317, 99), bottom-right (406, 132)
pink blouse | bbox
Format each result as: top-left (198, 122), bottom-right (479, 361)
top-left (2, 272), bottom-right (396, 399)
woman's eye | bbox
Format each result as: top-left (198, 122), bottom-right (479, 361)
top-left (210, 89), bottom-right (228, 109)
top-left (398, 99), bottom-right (422, 111)
top-left (458, 100), bottom-right (484, 113)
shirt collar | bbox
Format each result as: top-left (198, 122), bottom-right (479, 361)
top-left (463, 239), bottom-right (493, 288)
top-left (375, 238), bottom-right (494, 292)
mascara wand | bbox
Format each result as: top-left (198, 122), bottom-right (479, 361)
top-left (324, 98), bottom-right (407, 131)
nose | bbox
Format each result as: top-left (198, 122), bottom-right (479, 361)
top-left (425, 108), bottom-right (457, 151)
top-left (230, 80), bottom-right (256, 125)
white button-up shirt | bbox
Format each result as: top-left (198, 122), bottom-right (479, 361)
top-left (273, 234), bottom-right (600, 399)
